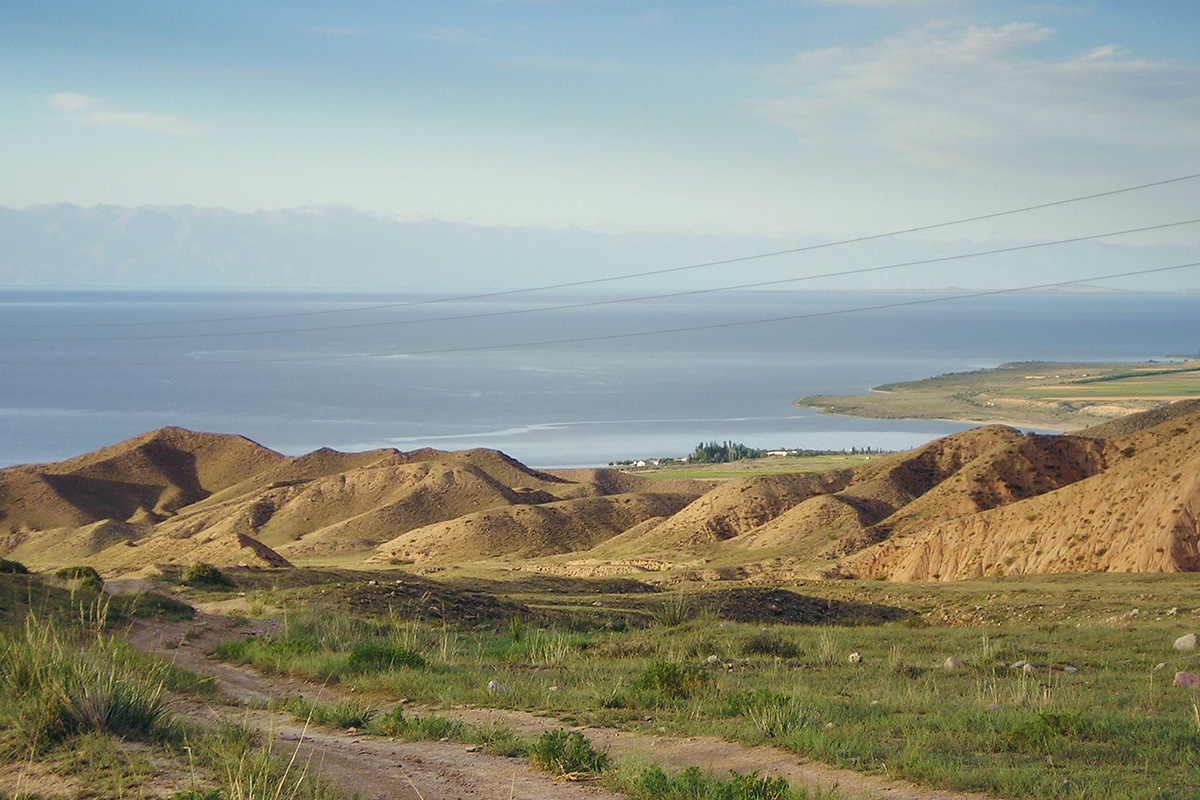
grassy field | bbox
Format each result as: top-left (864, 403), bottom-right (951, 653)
top-left (8, 565), bottom-right (1200, 800)
top-left (0, 572), bottom-right (346, 800)
top-left (195, 567), bottom-right (1200, 800)
top-left (797, 359), bottom-right (1200, 430)
top-left (623, 453), bottom-right (878, 481)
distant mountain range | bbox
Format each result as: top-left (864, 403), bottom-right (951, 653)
top-left (2, 203), bottom-right (1196, 292)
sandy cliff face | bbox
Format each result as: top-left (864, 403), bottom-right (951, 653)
top-left (839, 407), bottom-right (1200, 580)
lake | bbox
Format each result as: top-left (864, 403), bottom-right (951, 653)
top-left (1, 289), bottom-right (1195, 468)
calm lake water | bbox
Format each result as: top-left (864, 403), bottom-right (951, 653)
top-left (1, 290), bottom-right (1195, 468)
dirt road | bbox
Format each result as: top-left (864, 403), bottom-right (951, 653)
top-left (127, 613), bottom-right (996, 800)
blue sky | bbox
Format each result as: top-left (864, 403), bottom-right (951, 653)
top-left (3, 0), bottom-right (1199, 247)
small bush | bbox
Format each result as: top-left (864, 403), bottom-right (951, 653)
top-left (652, 593), bottom-right (695, 627)
top-left (1008, 711), bottom-right (1090, 753)
top-left (346, 643), bottom-right (426, 673)
top-left (55, 565), bottom-right (104, 591)
top-left (56, 565), bottom-right (101, 581)
top-left (180, 563), bottom-right (232, 589)
top-left (370, 706), bottom-right (467, 741)
top-left (742, 632), bottom-right (800, 659)
top-left (527, 729), bottom-right (609, 775)
top-left (115, 592), bottom-right (196, 621)
top-left (629, 766), bottom-right (791, 800)
top-left (279, 696), bottom-right (376, 730)
top-left (0, 559), bottom-right (29, 574)
top-left (633, 661), bottom-right (710, 699)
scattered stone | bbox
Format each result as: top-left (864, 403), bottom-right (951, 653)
top-left (943, 656), bottom-right (964, 671)
top-left (706, 655), bottom-right (720, 664)
top-left (592, 600), bottom-right (603, 607)
top-left (1167, 607), bottom-right (1179, 616)
top-left (1173, 671), bottom-right (1200, 689)
top-left (367, 580), bottom-right (378, 586)
top-left (1022, 663), bottom-right (1035, 675)
top-left (549, 685), bottom-right (560, 692)
top-left (487, 680), bottom-right (509, 695)
top-left (1173, 633), bottom-right (1199, 651)
top-left (1011, 661), bottom-right (1028, 670)
top-left (847, 652), bottom-right (862, 665)
top-left (1062, 666), bottom-right (1079, 675)
top-left (823, 722), bottom-right (835, 731)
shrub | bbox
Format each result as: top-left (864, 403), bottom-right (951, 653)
top-left (742, 632), bottom-right (800, 659)
top-left (346, 643), bottom-right (425, 673)
top-left (279, 697), bottom-right (376, 730)
top-left (527, 729), bottom-right (608, 775)
top-left (180, 563), bottom-right (233, 589)
top-left (633, 661), bottom-right (710, 699)
top-left (369, 706), bottom-right (467, 741)
top-left (56, 565), bottom-right (101, 580)
top-left (0, 559), bottom-right (29, 574)
top-left (116, 592), bottom-right (196, 621)
top-left (629, 766), bottom-right (791, 800)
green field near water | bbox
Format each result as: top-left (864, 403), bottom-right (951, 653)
top-left (798, 359), bottom-right (1200, 430)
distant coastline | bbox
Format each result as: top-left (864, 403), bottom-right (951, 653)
top-left (797, 358), bottom-right (1200, 430)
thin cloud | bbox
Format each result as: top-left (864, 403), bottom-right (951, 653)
top-left (46, 93), bottom-right (205, 135)
top-left (754, 22), bottom-right (1200, 176)
top-left (47, 92), bottom-right (104, 112)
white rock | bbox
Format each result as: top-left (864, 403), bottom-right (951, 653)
top-left (1022, 663), bottom-right (1035, 675)
top-left (706, 655), bottom-right (720, 664)
top-left (487, 680), bottom-right (509, 695)
top-left (943, 656), bottom-right (964, 671)
top-left (1173, 633), bottom-right (1199, 651)
top-left (847, 652), bottom-right (862, 665)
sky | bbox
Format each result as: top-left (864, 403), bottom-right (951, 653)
top-left (3, 0), bottom-right (1199, 251)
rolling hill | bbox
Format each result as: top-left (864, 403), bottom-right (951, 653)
top-left (2, 401), bottom-right (1198, 581)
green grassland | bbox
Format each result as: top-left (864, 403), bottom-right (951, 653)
top-left (797, 359), bottom-right (1200, 430)
top-left (8, 565), bottom-right (1200, 800)
top-left (182, 568), bottom-right (1200, 800)
top-left (628, 453), bottom-right (878, 481)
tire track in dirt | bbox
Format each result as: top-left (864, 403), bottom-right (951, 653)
top-left (127, 613), bottom-right (998, 800)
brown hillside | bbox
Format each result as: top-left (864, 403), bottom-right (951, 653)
top-left (841, 405), bottom-right (1200, 580)
top-left (368, 492), bottom-right (698, 564)
top-left (0, 427), bottom-right (280, 537)
top-left (590, 471), bottom-right (855, 556)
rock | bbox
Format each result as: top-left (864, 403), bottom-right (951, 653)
top-left (1062, 666), bottom-right (1079, 675)
top-left (1154, 662), bottom-right (1168, 672)
top-left (1167, 607), bottom-right (1179, 616)
top-left (1173, 633), bottom-right (1199, 651)
top-left (1022, 663), bottom-right (1035, 675)
top-left (706, 655), bottom-right (720, 664)
top-left (1173, 671), bottom-right (1200, 689)
top-left (847, 652), bottom-right (862, 665)
top-left (943, 656), bottom-right (964, 671)
top-left (487, 680), bottom-right (509, 695)
top-left (1011, 661), bottom-right (1028, 670)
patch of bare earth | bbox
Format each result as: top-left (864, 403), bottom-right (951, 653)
top-left (128, 613), bottom-right (998, 800)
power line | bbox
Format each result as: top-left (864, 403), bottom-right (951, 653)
top-left (8, 217), bottom-right (1198, 343)
top-left (6, 260), bottom-right (1197, 367)
top-left (6, 171), bottom-right (1198, 331)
